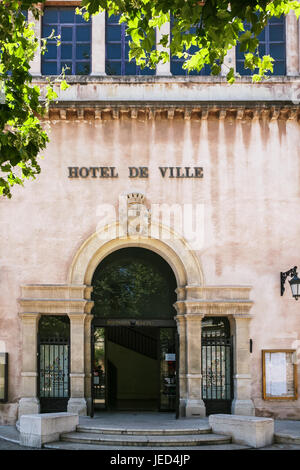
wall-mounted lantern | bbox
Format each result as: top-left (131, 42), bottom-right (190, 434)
top-left (0, 353), bottom-right (8, 402)
top-left (281, 266), bottom-right (300, 301)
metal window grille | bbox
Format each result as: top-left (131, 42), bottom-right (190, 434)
top-left (201, 318), bottom-right (233, 415)
top-left (38, 316), bottom-right (70, 413)
top-left (39, 338), bottom-right (70, 400)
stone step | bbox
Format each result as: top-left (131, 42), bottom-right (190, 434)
top-left (44, 440), bottom-right (250, 451)
top-left (76, 425), bottom-right (212, 436)
top-left (60, 431), bottom-right (232, 447)
top-left (274, 433), bottom-right (300, 445)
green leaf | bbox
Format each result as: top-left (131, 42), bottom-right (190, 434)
top-left (60, 80), bottom-right (70, 91)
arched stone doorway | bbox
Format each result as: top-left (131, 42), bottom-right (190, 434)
top-left (90, 247), bottom-right (178, 414)
top-left (66, 220), bottom-right (208, 418)
top-left (18, 215), bottom-right (254, 418)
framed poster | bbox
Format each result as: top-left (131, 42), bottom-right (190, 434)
top-left (262, 350), bottom-right (297, 400)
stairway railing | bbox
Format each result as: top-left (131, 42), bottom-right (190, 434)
top-left (107, 327), bottom-right (158, 360)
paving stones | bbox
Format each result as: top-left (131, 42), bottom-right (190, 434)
top-left (44, 440), bottom-right (250, 451)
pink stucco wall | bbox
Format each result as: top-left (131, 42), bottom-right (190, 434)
top-left (1, 115), bottom-right (300, 421)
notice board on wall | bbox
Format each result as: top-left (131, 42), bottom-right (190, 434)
top-left (262, 350), bottom-right (298, 400)
top-left (0, 353), bottom-right (8, 402)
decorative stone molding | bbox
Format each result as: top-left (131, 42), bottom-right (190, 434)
top-left (18, 299), bottom-right (93, 315)
top-left (174, 299), bottom-right (253, 316)
top-left (175, 285), bottom-right (253, 316)
top-left (176, 285), bottom-right (252, 301)
top-left (18, 284), bottom-right (94, 315)
top-left (67, 222), bottom-right (204, 287)
top-left (20, 284), bottom-right (93, 300)
top-left (41, 103), bottom-right (300, 122)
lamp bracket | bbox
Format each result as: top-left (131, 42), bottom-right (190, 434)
top-left (280, 266), bottom-right (298, 296)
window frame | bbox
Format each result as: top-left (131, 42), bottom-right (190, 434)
top-left (105, 13), bottom-right (156, 76)
top-left (262, 349), bottom-right (298, 401)
top-left (236, 16), bottom-right (286, 76)
top-left (170, 16), bottom-right (211, 76)
top-left (41, 6), bottom-right (92, 76)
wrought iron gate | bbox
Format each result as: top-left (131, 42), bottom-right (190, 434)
top-left (38, 316), bottom-right (70, 413)
top-left (201, 317), bottom-right (233, 415)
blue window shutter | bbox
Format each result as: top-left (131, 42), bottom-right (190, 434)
top-left (42, 7), bottom-right (91, 76)
top-left (105, 13), bottom-right (156, 76)
top-left (236, 15), bottom-right (286, 76)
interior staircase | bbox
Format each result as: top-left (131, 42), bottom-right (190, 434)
top-left (107, 326), bottom-right (158, 359)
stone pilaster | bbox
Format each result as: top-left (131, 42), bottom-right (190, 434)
top-left (18, 314), bottom-right (41, 418)
top-left (231, 315), bottom-right (255, 416)
top-left (221, 47), bottom-right (236, 77)
top-left (184, 312), bottom-right (206, 417)
top-left (28, 10), bottom-right (41, 76)
top-left (67, 313), bottom-right (87, 415)
top-left (286, 10), bottom-right (299, 76)
top-left (84, 314), bottom-right (93, 415)
top-left (91, 11), bottom-right (106, 75)
top-left (156, 22), bottom-right (171, 76)
top-left (175, 313), bottom-right (187, 417)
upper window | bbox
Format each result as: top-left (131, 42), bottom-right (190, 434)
top-left (41, 7), bottom-right (91, 75)
top-left (170, 18), bottom-right (211, 76)
top-left (20, 10), bottom-right (28, 21)
top-left (105, 14), bottom-right (155, 75)
top-left (171, 47), bottom-right (211, 76)
top-left (236, 16), bottom-right (286, 76)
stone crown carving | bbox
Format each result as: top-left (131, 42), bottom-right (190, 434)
top-left (127, 192), bottom-right (145, 205)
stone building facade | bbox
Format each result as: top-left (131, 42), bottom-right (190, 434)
top-left (1, 2), bottom-right (300, 424)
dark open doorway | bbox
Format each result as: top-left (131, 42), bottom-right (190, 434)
top-left (91, 248), bottom-right (178, 416)
top-left (92, 326), bottom-right (177, 412)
